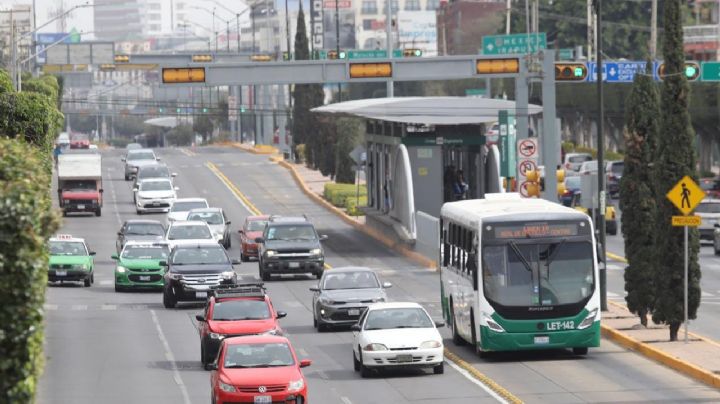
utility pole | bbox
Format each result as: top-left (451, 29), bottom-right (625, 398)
top-left (226, 21), bottom-right (230, 52)
top-left (251, 7), bottom-right (256, 53)
top-left (594, 0), bottom-right (607, 312)
top-left (385, 0), bottom-right (393, 97)
top-left (587, 0), bottom-right (593, 61)
top-left (336, 0), bottom-right (342, 101)
top-left (237, 14), bottom-right (241, 53)
top-left (505, 0), bottom-right (511, 34)
top-left (650, 0), bottom-right (658, 59)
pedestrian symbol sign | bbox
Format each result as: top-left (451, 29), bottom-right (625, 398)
top-left (666, 176), bottom-right (705, 215)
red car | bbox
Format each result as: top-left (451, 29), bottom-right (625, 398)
top-left (196, 284), bottom-right (286, 369)
top-left (69, 135), bottom-right (90, 149)
top-left (210, 335), bottom-right (311, 404)
top-left (239, 215), bottom-right (270, 262)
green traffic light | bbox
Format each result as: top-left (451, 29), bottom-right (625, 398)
top-left (414, 50), bottom-right (422, 57)
top-left (339, 51), bottom-right (347, 59)
top-left (203, 108), bottom-right (208, 113)
top-left (176, 108), bottom-right (181, 113)
top-left (574, 67), bottom-right (584, 77)
top-left (240, 107), bottom-right (246, 113)
top-left (685, 65), bottom-right (698, 78)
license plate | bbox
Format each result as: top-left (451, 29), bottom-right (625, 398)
top-left (55, 270), bottom-right (67, 276)
top-left (348, 309), bottom-right (360, 316)
top-left (152, 202), bottom-right (160, 206)
top-left (534, 336), bottom-right (550, 345)
top-left (195, 292), bottom-right (207, 299)
top-left (77, 204), bottom-right (85, 210)
top-left (289, 262), bottom-right (300, 268)
top-left (254, 396), bottom-right (272, 404)
top-left (396, 354), bottom-right (413, 363)
top-left (139, 276), bottom-right (150, 281)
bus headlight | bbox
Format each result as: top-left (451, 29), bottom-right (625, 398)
top-left (482, 312), bottom-right (506, 333)
top-left (577, 308), bottom-right (598, 330)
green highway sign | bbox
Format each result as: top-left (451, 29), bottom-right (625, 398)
top-left (558, 48), bottom-right (574, 60)
top-left (701, 62), bottom-right (720, 82)
top-left (314, 49), bottom-right (419, 60)
top-left (465, 88), bottom-right (487, 97)
top-left (482, 33), bottom-right (546, 55)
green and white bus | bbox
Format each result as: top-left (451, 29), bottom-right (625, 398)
top-left (439, 193), bottom-right (600, 355)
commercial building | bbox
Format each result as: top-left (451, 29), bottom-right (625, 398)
top-left (0, 4), bottom-right (33, 68)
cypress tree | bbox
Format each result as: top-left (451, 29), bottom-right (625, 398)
top-left (621, 61), bottom-right (659, 327)
top-left (653, 0), bottom-right (702, 341)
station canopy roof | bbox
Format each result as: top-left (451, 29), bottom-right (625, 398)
top-left (144, 116), bottom-right (192, 128)
top-left (311, 96), bottom-right (542, 125)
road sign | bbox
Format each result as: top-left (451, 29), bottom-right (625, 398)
top-left (701, 62), bottom-right (720, 82)
top-left (558, 48), bottom-right (574, 60)
top-left (517, 138), bottom-right (538, 158)
top-left (587, 61), bottom-right (655, 82)
top-left (666, 175), bottom-right (705, 215)
top-left (519, 181), bottom-right (533, 197)
top-left (465, 88), bottom-right (486, 98)
top-left (517, 159), bottom-right (537, 176)
top-left (349, 145), bottom-right (366, 164)
top-left (672, 216), bottom-right (701, 227)
top-left (482, 33), bottom-right (546, 55)
top-left (499, 111), bottom-right (516, 178)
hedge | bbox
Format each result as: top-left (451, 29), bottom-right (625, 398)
top-left (323, 183), bottom-right (367, 207)
top-left (0, 138), bottom-right (59, 402)
top-left (345, 195), bottom-right (367, 216)
top-left (0, 70), bottom-right (12, 94)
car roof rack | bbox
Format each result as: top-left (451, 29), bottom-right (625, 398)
top-left (210, 283), bottom-right (266, 299)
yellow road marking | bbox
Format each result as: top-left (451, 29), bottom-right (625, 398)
top-left (606, 252), bottom-right (628, 263)
top-left (444, 350), bottom-right (523, 403)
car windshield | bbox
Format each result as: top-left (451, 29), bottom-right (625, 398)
top-left (125, 223), bottom-right (165, 236)
top-left (565, 176), bottom-right (581, 189)
top-left (63, 179), bottom-right (97, 191)
top-left (364, 308), bottom-right (433, 330)
top-left (167, 225), bottom-right (213, 240)
top-left (140, 181), bottom-right (172, 191)
top-left (171, 201), bottom-right (208, 212)
top-left (482, 241), bottom-right (594, 307)
top-left (50, 241), bottom-right (87, 256)
top-left (127, 143), bottom-right (142, 149)
top-left (128, 152), bottom-right (155, 161)
top-left (611, 162), bottom-right (624, 175)
top-left (569, 155), bottom-right (591, 163)
top-left (696, 202), bottom-right (720, 214)
top-left (138, 166), bottom-right (170, 178)
top-left (171, 247), bottom-right (228, 264)
top-left (212, 300), bottom-right (271, 320)
top-left (323, 271), bottom-right (379, 290)
top-left (121, 246), bottom-right (169, 260)
top-left (266, 224), bottom-right (316, 241)
top-left (223, 343), bottom-right (294, 368)
top-left (247, 220), bottom-right (268, 231)
top-left (187, 212), bottom-right (224, 225)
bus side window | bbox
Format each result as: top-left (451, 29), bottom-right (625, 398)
top-left (442, 228), bottom-right (450, 267)
top-left (459, 228), bottom-right (465, 274)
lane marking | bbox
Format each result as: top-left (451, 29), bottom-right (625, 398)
top-left (340, 397), bottom-right (353, 404)
top-left (101, 304), bottom-right (117, 311)
top-left (71, 304), bottom-right (87, 311)
top-left (444, 350), bottom-right (517, 403)
top-left (43, 304), bottom-right (58, 311)
top-left (150, 310), bottom-right (192, 404)
top-left (179, 148), bottom-right (196, 157)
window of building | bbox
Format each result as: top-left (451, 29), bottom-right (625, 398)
top-left (149, 3), bottom-right (160, 10)
top-left (382, 0), bottom-right (399, 12)
top-left (426, 0), bottom-right (439, 10)
top-left (362, 0), bottom-right (378, 14)
top-left (363, 19), bottom-right (374, 30)
top-left (405, 0), bottom-right (421, 11)
top-left (149, 24), bottom-right (161, 32)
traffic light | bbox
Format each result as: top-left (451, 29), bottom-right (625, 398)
top-left (250, 54), bottom-right (273, 62)
top-left (240, 106), bottom-right (246, 113)
top-left (327, 50), bottom-right (347, 60)
top-left (176, 108), bottom-right (181, 113)
top-left (556, 169), bottom-right (566, 197)
top-left (114, 54), bottom-right (130, 63)
top-left (554, 63), bottom-right (588, 81)
top-left (162, 68), bottom-right (206, 83)
top-left (657, 61), bottom-right (700, 81)
top-left (523, 170), bottom-right (541, 198)
top-left (476, 58), bottom-right (520, 75)
top-left (159, 107), bottom-right (164, 113)
top-left (202, 107), bottom-right (208, 113)
top-left (349, 63), bottom-right (392, 78)
top-left (403, 49), bottom-right (422, 57)
top-left (192, 54), bottom-right (213, 63)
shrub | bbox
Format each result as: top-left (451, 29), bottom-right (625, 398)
top-left (323, 183), bottom-right (367, 207)
top-left (295, 144), bottom-right (306, 163)
top-left (345, 195), bottom-right (367, 216)
top-left (0, 69), bottom-right (13, 94)
top-left (0, 138), bottom-right (59, 402)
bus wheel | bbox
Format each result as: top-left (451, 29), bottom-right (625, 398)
top-left (573, 347), bottom-right (588, 356)
top-left (450, 304), bottom-right (464, 346)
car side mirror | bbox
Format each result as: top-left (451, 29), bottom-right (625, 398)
top-left (255, 237), bottom-right (264, 243)
top-left (89, 251), bottom-right (96, 256)
top-left (156, 157), bottom-right (162, 161)
top-left (132, 188), bottom-right (138, 192)
top-left (207, 362), bottom-right (218, 370)
top-left (226, 221), bottom-right (231, 225)
top-left (117, 231), bottom-right (122, 236)
top-left (350, 324), bottom-right (361, 332)
top-left (319, 235), bottom-right (328, 241)
top-left (276, 311), bottom-right (287, 319)
top-left (231, 259), bottom-right (241, 265)
top-left (171, 173), bottom-right (177, 177)
top-left (309, 287), bottom-right (320, 292)
top-left (434, 321), bottom-right (446, 328)
top-left (111, 253), bottom-right (119, 260)
top-left (121, 157), bottom-right (126, 162)
top-left (195, 314), bottom-right (205, 322)
top-left (382, 282), bottom-right (392, 288)
top-left (159, 260), bottom-right (168, 266)
top-left (99, 189), bottom-right (104, 193)
top-left (299, 359), bottom-right (312, 368)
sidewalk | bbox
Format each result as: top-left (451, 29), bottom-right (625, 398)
top-left (230, 143), bottom-right (720, 389)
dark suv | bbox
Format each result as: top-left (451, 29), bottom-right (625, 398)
top-left (161, 243), bottom-right (240, 308)
top-left (256, 216), bottom-right (327, 281)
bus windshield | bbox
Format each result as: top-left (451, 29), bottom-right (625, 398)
top-left (482, 241), bottom-right (594, 307)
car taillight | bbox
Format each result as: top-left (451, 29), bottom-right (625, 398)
top-left (563, 190), bottom-right (572, 197)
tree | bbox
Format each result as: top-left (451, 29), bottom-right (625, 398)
top-left (0, 69), bottom-right (12, 93)
top-left (335, 118), bottom-right (363, 184)
top-left (193, 115), bottom-right (214, 144)
top-left (621, 61), bottom-right (659, 327)
top-left (653, 0), bottom-right (701, 341)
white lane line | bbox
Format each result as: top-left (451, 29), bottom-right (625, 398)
top-left (701, 291), bottom-right (714, 297)
top-left (316, 370), bottom-right (329, 380)
top-left (71, 304), bottom-right (87, 311)
top-left (43, 304), bottom-right (58, 311)
top-left (150, 310), bottom-right (192, 404)
top-left (107, 168), bottom-right (122, 225)
top-left (340, 397), bottom-right (353, 404)
top-left (446, 359), bottom-right (508, 403)
top-left (101, 304), bottom-right (117, 311)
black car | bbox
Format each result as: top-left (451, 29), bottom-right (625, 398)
top-left (310, 267), bottom-right (391, 331)
top-left (161, 243), bottom-right (240, 308)
top-left (607, 161), bottom-right (624, 198)
top-left (256, 216), bottom-right (327, 281)
top-left (116, 219), bottom-right (166, 254)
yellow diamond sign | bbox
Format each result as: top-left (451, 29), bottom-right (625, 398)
top-left (666, 176), bottom-right (705, 215)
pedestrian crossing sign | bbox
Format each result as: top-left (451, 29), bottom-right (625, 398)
top-left (666, 176), bottom-right (705, 215)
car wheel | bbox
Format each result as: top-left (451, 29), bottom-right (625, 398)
top-left (315, 269), bottom-right (324, 279)
top-left (225, 237), bottom-right (231, 248)
top-left (433, 362), bottom-right (444, 375)
top-left (83, 276), bottom-right (91, 287)
top-left (136, 209), bottom-right (143, 215)
top-left (95, 208), bottom-right (101, 217)
top-left (163, 288), bottom-right (176, 309)
top-left (353, 350), bottom-right (360, 371)
top-left (201, 343), bottom-right (211, 369)
top-left (62, 211), bottom-right (68, 217)
top-left (573, 347), bottom-right (588, 356)
top-left (715, 246), bottom-right (720, 256)
top-left (91, 273), bottom-right (94, 285)
top-left (317, 321), bottom-right (328, 332)
top-left (359, 349), bottom-right (372, 378)
top-left (313, 311), bottom-right (318, 328)
top-left (260, 268), bottom-right (270, 282)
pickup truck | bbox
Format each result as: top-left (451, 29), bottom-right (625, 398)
top-left (57, 152), bottom-right (103, 216)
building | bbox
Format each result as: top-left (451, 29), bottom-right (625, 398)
top-left (0, 4), bottom-right (33, 68)
top-left (436, 0), bottom-right (504, 55)
top-left (350, 0), bottom-right (440, 52)
top-left (683, 0), bottom-right (720, 61)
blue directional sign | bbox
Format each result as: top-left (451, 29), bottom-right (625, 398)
top-left (587, 61), bottom-right (658, 82)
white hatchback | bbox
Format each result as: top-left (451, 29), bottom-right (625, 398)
top-left (164, 220), bottom-right (218, 250)
top-left (351, 302), bottom-right (444, 377)
top-left (166, 198), bottom-right (209, 223)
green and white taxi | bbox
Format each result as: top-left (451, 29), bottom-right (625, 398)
top-left (48, 235), bottom-right (96, 287)
top-left (112, 241), bottom-right (169, 292)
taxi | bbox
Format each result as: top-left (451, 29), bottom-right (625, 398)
top-left (48, 235), bottom-right (96, 287)
top-left (570, 193), bottom-right (618, 235)
top-left (111, 241), bottom-right (169, 292)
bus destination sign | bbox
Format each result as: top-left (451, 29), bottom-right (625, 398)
top-left (492, 223), bottom-right (580, 239)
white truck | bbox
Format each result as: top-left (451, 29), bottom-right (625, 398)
top-left (57, 152), bottom-right (103, 216)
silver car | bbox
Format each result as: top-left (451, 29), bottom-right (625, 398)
top-left (186, 208), bottom-right (231, 249)
top-left (697, 199), bottom-right (720, 243)
top-left (310, 267), bottom-right (391, 331)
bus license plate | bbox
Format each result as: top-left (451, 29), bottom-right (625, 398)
top-left (139, 276), bottom-right (150, 281)
top-left (254, 396), bottom-right (272, 404)
top-left (195, 292), bottom-right (207, 299)
top-left (56, 270), bottom-right (67, 276)
top-left (289, 262), bottom-right (300, 268)
top-left (348, 309), bottom-right (360, 316)
top-left (77, 204), bottom-right (85, 210)
top-left (396, 354), bottom-right (413, 363)
top-left (534, 336), bottom-right (550, 345)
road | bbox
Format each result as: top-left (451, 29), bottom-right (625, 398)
top-left (38, 147), bottom-right (720, 403)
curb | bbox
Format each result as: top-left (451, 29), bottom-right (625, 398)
top-left (228, 142), bottom-right (278, 155)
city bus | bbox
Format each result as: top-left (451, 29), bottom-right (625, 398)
top-left (439, 193), bottom-right (600, 356)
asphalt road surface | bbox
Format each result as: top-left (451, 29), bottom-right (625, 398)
top-left (38, 147), bottom-right (720, 403)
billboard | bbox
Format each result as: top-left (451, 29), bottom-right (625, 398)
top-left (311, 0), bottom-right (324, 50)
top-left (322, 1), bottom-right (356, 50)
top-left (397, 11), bottom-right (437, 56)
top-left (45, 42), bottom-right (115, 65)
top-left (35, 33), bottom-right (74, 64)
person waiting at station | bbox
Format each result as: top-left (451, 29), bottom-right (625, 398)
top-left (454, 170), bottom-right (468, 200)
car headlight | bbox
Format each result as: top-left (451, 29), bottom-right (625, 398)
top-left (420, 340), bottom-right (442, 349)
top-left (209, 332), bottom-right (224, 339)
top-left (219, 380), bottom-right (235, 392)
top-left (577, 308), bottom-right (599, 330)
top-left (318, 297), bottom-right (336, 305)
top-left (288, 379), bottom-right (304, 392)
top-left (116, 266), bottom-right (127, 273)
top-left (71, 264), bottom-right (88, 270)
top-left (309, 248), bottom-right (322, 257)
top-left (265, 250), bottom-right (277, 258)
top-left (221, 271), bottom-right (235, 280)
top-left (169, 273), bottom-right (183, 280)
top-left (363, 343), bottom-right (388, 351)
top-left (482, 312), bottom-right (506, 333)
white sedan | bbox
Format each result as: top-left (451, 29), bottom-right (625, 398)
top-left (351, 302), bottom-right (445, 378)
top-left (135, 178), bottom-right (178, 214)
top-left (164, 220), bottom-right (219, 250)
